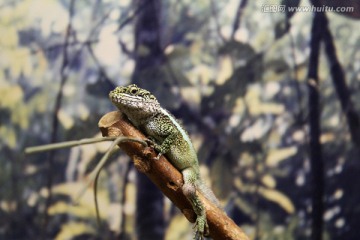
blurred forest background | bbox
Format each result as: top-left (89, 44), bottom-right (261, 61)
top-left (1, 0), bottom-right (360, 239)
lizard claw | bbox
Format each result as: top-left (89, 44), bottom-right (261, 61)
top-left (144, 139), bottom-right (161, 160)
top-left (193, 216), bottom-right (209, 240)
top-left (145, 139), bottom-right (163, 160)
top-left (154, 152), bottom-right (162, 160)
top-left (145, 139), bottom-right (155, 148)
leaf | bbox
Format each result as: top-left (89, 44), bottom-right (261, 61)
top-left (165, 214), bottom-right (192, 240)
top-left (24, 164), bottom-right (38, 175)
top-left (57, 109), bottom-right (74, 130)
top-left (210, 157), bottom-right (233, 198)
top-left (13, 104), bottom-right (30, 129)
top-left (215, 55), bottom-right (233, 85)
top-left (261, 174), bottom-right (277, 188)
top-left (0, 126), bottom-right (17, 148)
top-left (54, 222), bottom-right (95, 240)
top-left (0, 27), bottom-right (18, 47)
top-left (258, 102), bottom-right (285, 114)
top-left (244, 86), bottom-right (285, 116)
top-left (0, 84), bottom-right (23, 108)
top-left (77, 103), bottom-right (90, 121)
top-left (320, 132), bottom-right (335, 144)
top-left (180, 86), bottom-right (201, 105)
top-left (241, 118), bottom-right (272, 142)
top-left (5, 48), bottom-right (32, 79)
top-left (124, 182), bottom-right (136, 215)
top-left (234, 197), bottom-right (257, 220)
top-left (265, 146), bottom-right (297, 167)
top-left (78, 144), bottom-right (98, 176)
top-left (258, 187), bottom-right (295, 214)
top-left (0, 83), bottom-right (31, 129)
top-left (48, 201), bottom-right (95, 219)
top-left (52, 182), bottom-right (109, 211)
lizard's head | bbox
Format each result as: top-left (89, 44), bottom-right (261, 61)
top-left (109, 84), bottom-right (160, 117)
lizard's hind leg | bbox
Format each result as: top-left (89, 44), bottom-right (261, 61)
top-left (182, 168), bottom-right (209, 239)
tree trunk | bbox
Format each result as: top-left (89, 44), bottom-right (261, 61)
top-left (132, 0), bottom-right (165, 239)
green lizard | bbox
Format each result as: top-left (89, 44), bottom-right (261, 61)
top-left (109, 84), bottom-right (221, 239)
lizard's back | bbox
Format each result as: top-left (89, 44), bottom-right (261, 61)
top-left (143, 108), bottom-right (200, 174)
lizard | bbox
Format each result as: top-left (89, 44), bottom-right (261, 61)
top-left (109, 84), bottom-right (221, 239)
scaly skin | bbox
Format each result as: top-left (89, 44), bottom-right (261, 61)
top-left (109, 84), bottom-right (219, 239)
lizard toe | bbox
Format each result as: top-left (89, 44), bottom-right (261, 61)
top-left (193, 216), bottom-right (208, 240)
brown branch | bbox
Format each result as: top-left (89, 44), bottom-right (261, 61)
top-left (98, 111), bottom-right (249, 240)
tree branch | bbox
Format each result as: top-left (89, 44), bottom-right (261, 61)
top-left (321, 17), bottom-right (360, 146)
top-left (98, 111), bottom-right (250, 240)
top-left (307, 2), bottom-right (325, 239)
top-left (231, 0), bottom-right (248, 40)
top-left (210, 0), bottom-right (226, 43)
top-left (116, 0), bottom-right (151, 33)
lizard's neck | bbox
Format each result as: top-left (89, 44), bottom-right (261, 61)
top-left (121, 103), bottom-right (160, 127)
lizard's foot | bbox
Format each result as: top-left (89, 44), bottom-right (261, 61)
top-left (154, 152), bottom-right (162, 160)
top-left (145, 139), bottom-right (162, 160)
top-left (145, 139), bottom-right (155, 148)
top-left (193, 216), bottom-right (209, 240)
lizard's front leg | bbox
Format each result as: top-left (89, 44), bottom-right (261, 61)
top-left (149, 133), bottom-right (177, 160)
top-left (182, 167), bottom-right (209, 240)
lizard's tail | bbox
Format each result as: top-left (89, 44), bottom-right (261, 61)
top-left (196, 180), bottom-right (222, 209)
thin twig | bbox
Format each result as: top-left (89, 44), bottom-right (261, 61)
top-left (30, 39), bottom-right (99, 55)
top-left (25, 137), bottom-right (118, 154)
top-left (118, 39), bottom-right (134, 57)
top-left (119, 160), bottom-right (132, 237)
top-left (210, 0), bottom-right (226, 43)
top-left (73, 137), bottom-right (147, 218)
top-left (116, 1), bottom-right (151, 33)
top-left (93, 147), bottom-right (121, 227)
top-left (289, 29), bottom-right (304, 120)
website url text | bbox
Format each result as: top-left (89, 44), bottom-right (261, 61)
top-left (261, 5), bottom-right (354, 13)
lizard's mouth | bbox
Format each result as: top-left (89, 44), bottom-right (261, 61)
top-left (109, 92), bottom-right (145, 105)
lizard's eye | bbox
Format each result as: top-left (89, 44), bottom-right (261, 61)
top-left (130, 88), bottom-right (138, 94)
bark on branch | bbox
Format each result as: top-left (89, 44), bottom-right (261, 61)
top-left (98, 111), bottom-right (249, 240)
